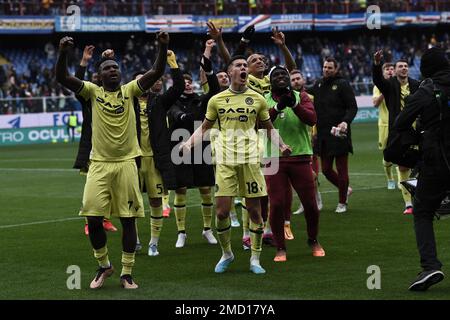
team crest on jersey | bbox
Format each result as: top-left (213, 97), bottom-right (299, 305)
top-left (332, 85), bottom-right (338, 90)
top-left (245, 97), bottom-right (254, 105)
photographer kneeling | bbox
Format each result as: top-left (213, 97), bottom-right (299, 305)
top-left (394, 47), bottom-right (450, 291)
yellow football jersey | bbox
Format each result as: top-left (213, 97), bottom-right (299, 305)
top-left (400, 82), bottom-right (410, 111)
top-left (205, 88), bottom-right (270, 164)
top-left (138, 99), bottom-right (153, 156)
top-left (373, 86), bottom-right (389, 127)
top-left (77, 80), bottom-right (143, 161)
top-left (247, 74), bottom-right (271, 96)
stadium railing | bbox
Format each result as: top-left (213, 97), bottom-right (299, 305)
top-left (0, 82), bottom-right (372, 115)
top-left (0, 96), bottom-right (80, 114)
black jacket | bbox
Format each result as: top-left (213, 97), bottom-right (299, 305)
top-left (308, 74), bottom-right (358, 156)
top-left (167, 73), bottom-right (220, 188)
top-left (144, 68), bottom-right (185, 190)
top-left (73, 65), bottom-right (92, 171)
top-left (72, 65), bottom-right (141, 170)
top-left (372, 63), bottom-right (420, 129)
top-left (394, 68), bottom-right (450, 172)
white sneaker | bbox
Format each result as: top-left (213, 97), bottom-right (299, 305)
top-left (335, 203), bottom-right (347, 213)
top-left (148, 243), bottom-right (159, 256)
top-left (230, 212), bottom-right (240, 227)
top-left (387, 180), bottom-right (396, 190)
top-left (293, 204), bottom-right (304, 215)
top-left (202, 229), bottom-right (218, 244)
top-left (175, 233), bottom-right (187, 248)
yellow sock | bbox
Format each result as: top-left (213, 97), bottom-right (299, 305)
top-left (163, 192), bottom-right (170, 208)
top-left (383, 159), bottom-right (394, 181)
top-left (216, 216), bottom-right (232, 253)
top-left (249, 220), bottom-right (264, 261)
top-left (398, 169), bottom-right (412, 207)
top-left (150, 204), bottom-right (163, 243)
top-left (121, 251), bottom-right (135, 277)
top-left (174, 193), bottom-right (186, 232)
top-left (200, 191), bottom-right (213, 229)
top-left (242, 199), bottom-right (249, 237)
top-left (93, 246), bottom-right (110, 268)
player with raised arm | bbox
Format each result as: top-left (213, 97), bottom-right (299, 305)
top-left (167, 52), bottom-right (220, 248)
top-left (56, 32), bottom-right (169, 289)
top-left (372, 62), bottom-right (397, 190)
top-left (134, 49), bottom-right (185, 256)
top-left (181, 56), bottom-right (291, 274)
top-left (73, 45), bottom-right (118, 236)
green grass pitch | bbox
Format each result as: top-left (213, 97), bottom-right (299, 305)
top-left (1, 122), bottom-right (450, 300)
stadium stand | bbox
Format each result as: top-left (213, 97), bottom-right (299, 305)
top-left (1, 28), bottom-right (448, 114)
top-left (1, 0), bottom-right (449, 16)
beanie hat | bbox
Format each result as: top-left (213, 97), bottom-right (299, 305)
top-left (268, 65), bottom-right (289, 84)
top-left (420, 47), bottom-right (449, 78)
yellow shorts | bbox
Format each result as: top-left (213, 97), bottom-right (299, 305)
top-left (80, 160), bottom-right (144, 218)
top-left (139, 156), bottom-right (164, 198)
top-left (214, 163), bottom-right (267, 198)
top-left (378, 125), bottom-right (389, 150)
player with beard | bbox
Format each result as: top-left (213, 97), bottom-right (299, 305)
top-left (264, 66), bottom-right (323, 261)
top-left (73, 46), bottom-right (118, 236)
top-left (307, 57), bottom-right (358, 214)
top-left (373, 51), bottom-right (420, 215)
top-left (56, 32), bottom-right (169, 289)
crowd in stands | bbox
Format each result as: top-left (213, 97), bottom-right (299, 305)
top-left (0, 30), bottom-right (449, 114)
top-left (1, 0), bottom-right (449, 16)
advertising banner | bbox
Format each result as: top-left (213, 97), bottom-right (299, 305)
top-left (0, 112), bottom-right (83, 129)
top-left (0, 16), bottom-right (54, 34)
top-left (55, 16), bottom-right (145, 32)
top-left (0, 126), bottom-right (80, 146)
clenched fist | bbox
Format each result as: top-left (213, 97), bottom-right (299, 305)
top-left (157, 31), bottom-right (170, 45)
top-left (59, 36), bottom-right (74, 52)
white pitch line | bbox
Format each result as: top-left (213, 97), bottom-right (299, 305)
top-left (0, 186), bottom-right (388, 230)
top-left (0, 217), bottom-right (83, 229)
top-left (0, 205), bottom-right (203, 230)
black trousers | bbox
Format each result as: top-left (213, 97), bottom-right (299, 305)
top-left (413, 164), bottom-right (450, 271)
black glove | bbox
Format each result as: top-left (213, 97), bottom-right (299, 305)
top-left (242, 25), bottom-right (255, 42)
top-left (180, 112), bottom-right (194, 123)
top-left (200, 55), bottom-right (213, 74)
top-left (278, 92), bottom-right (296, 110)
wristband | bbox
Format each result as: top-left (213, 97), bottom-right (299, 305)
top-left (241, 37), bottom-right (250, 43)
top-left (205, 70), bottom-right (214, 76)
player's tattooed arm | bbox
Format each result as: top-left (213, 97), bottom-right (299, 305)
top-left (138, 31), bottom-right (169, 91)
top-left (56, 36), bottom-right (83, 93)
